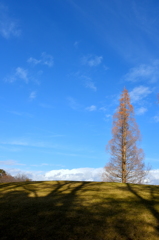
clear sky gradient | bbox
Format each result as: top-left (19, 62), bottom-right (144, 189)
top-left (0, 0), bottom-right (159, 183)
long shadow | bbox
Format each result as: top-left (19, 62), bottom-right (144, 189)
top-left (127, 183), bottom-right (159, 233)
top-left (0, 181), bottom-right (159, 240)
top-left (0, 181), bottom-right (95, 240)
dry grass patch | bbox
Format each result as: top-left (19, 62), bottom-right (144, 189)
top-left (0, 181), bottom-right (159, 240)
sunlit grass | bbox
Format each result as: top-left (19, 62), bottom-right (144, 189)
top-left (0, 181), bottom-right (159, 240)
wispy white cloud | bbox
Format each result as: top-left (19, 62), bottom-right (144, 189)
top-left (0, 20), bottom-right (20, 39)
top-left (82, 55), bottom-right (103, 67)
top-left (31, 163), bottom-right (64, 167)
top-left (80, 75), bottom-right (97, 91)
top-left (29, 91), bottom-right (36, 100)
top-left (99, 107), bottom-right (107, 112)
top-left (135, 107), bottom-right (147, 115)
top-left (0, 4), bottom-right (21, 39)
top-left (85, 80), bottom-right (97, 91)
top-left (124, 60), bottom-right (159, 83)
top-left (6, 139), bottom-right (95, 156)
top-left (42, 52), bottom-right (54, 67)
top-left (2, 140), bottom-right (86, 157)
top-left (103, 65), bottom-right (109, 71)
top-left (7, 111), bottom-right (33, 118)
top-left (0, 144), bottom-right (22, 152)
top-left (67, 97), bottom-right (81, 110)
top-left (0, 140), bottom-right (58, 149)
top-left (153, 115), bottom-right (159, 122)
top-left (5, 67), bottom-right (29, 83)
top-left (130, 86), bottom-right (152, 103)
top-left (31, 163), bottom-right (49, 167)
top-left (74, 41), bottom-right (80, 47)
top-left (0, 160), bottom-right (25, 166)
top-left (27, 52), bottom-right (54, 67)
top-left (0, 139), bottom-right (90, 153)
top-left (71, 72), bottom-right (97, 92)
top-left (8, 111), bottom-right (22, 116)
top-left (2, 140), bottom-right (30, 147)
top-left (54, 152), bottom-right (98, 159)
top-left (15, 67), bottom-right (28, 82)
top-left (27, 57), bottom-right (41, 65)
top-left (86, 105), bottom-right (97, 111)
top-left (50, 134), bottom-right (65, 138)
top-left (104, 114), bottom-right (111, 121)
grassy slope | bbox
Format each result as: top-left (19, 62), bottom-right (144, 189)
top-left (0, 181), bottom-right (159, 240)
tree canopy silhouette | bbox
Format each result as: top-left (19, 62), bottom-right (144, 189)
top-left (0, 169), bottom-right (6, 177)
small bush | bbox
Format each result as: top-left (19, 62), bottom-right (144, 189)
top-left (0, 171), bottom-right (31, 183)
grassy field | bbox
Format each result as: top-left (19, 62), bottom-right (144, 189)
top-left (0, 181), bottom-right (159, 240)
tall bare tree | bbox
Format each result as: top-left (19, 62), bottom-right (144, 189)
top-left (102, 88), bottom-right (148, 184)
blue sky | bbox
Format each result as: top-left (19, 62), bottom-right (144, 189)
top-left (0, 0), bottom-right (159, 183)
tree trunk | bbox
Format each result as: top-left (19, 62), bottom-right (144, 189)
top-left (122, 123), bottom-right (127, 183)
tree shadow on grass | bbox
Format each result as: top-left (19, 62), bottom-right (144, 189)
top-left (0, 181), bottom-right (159, 240)
top-left (127, 184), bottom-right (159, 234)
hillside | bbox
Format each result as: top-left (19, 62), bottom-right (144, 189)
top-left (0, 181), bottom-right (159, 240)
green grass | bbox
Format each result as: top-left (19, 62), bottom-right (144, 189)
top-left (0, 181), bottom-right (159, 240)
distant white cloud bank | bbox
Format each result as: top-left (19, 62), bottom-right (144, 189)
top-left (5, 168), bottom-right (159, 185)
